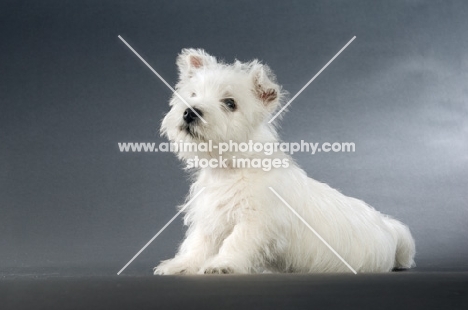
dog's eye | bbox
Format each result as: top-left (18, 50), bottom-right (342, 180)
top-left (222, 98), bottom-right (236, 111)
top-left (190, 92), bottom-right (196, 98)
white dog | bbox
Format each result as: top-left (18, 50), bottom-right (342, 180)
top-left (154, 49), bottom-right (415, 274)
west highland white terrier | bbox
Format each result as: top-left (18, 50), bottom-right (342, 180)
top-left (154, 49), bottom-right (415, 274)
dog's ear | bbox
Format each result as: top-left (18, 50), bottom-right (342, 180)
top-left (177, 49), bottom-right (216, 79)
top-left (250, 62), bottom-right (280, 112)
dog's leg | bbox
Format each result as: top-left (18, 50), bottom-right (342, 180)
top-left (154, 226), bottom-right (218, 275)
top-left (200, 221), bottom-right (268, 274)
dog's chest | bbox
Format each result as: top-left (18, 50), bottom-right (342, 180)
top-left (194, 170), bottom-right (256, 224)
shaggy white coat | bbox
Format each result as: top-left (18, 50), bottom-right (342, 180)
top-left (154, 49), bottom-right (415, 274)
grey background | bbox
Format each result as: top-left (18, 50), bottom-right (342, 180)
top-left (1, 0), bottom-right (467, 275)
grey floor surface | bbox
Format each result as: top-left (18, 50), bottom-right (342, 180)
top-left (1, 272), bottom-right (467, 310)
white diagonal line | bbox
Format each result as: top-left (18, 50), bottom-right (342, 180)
top-left (268, 187), bottom-right (357, 274)
top-left (117, 187), bottom-right (206, 275)
top-left (268, 36), bottom-right (356, 123)
top-left (118, 35), bottom-right (207, 123)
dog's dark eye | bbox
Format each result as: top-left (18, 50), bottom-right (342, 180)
top-left (190, 92), bottom-right (196, 98)
top-left (222, 98), bottom-right (236, 111)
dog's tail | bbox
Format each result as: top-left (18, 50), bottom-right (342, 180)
top-left (389, 218), bottom-right (416, 269)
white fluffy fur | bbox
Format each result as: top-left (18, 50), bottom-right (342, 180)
top-left (154, 49), bottom-right (416, 274)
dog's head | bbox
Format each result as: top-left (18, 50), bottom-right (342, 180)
top-left (161, 49), bottom-right (283, 160)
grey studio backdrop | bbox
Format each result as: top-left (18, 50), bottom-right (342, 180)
top-left (1, 0), bottom-right (467, 276)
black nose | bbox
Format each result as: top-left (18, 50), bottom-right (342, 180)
top-left (183, 108), bottom-right (203, 124)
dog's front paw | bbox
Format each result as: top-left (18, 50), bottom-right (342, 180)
top-left (202, 266), bottom-right (235, 274)
top-left (153, 258), bottom-right (198, 275)
top-left (200, 259), bottom-right (247, 275)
